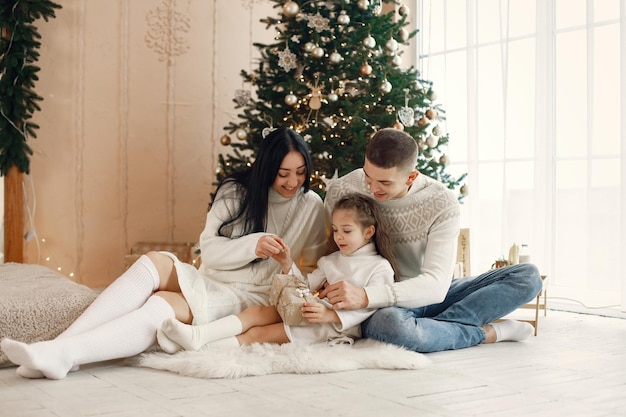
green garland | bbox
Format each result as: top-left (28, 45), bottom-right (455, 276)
top-left (0, 0), bottom-right (61, 176)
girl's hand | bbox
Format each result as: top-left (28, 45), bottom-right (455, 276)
top-left (255, 235), bottom-right (286, 260)
top-left (301, 302), bottom-right (339, 323)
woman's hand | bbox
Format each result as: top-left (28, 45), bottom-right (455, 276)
top-left (301, 302), bottom-right (339, 323)
top-left (272, 245), bottom-right (293, 273)
top-left (255, 235), bottom-right (286, 260)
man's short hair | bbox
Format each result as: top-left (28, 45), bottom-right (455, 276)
top-left (366, 128), bottom-right (418, 173)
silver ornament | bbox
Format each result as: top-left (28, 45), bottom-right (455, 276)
top-left (337, 11), bottom-right (350, 25)
top-left (328, 92), bottom-right (338, 102)
top-left (357, 0), bottom-right (369, 10)
top-left (398, 88), bottom-right (414, 127)
top-left (392, 55), bottom-right (403, 66)
top-left (234, 89), bottom-right (251, 106)
top-left (426, 135), bottom-right (438, 148)
top-left (363, 35), bottom-right (376, 49)
top-left (284, 93), bottom-right (298, 106)
top-left (379, 80), bottom-right (392, 94)
top-left (398, 4), bottom-right (410, 16)
top-left (304, 42), bottom-right (316, 53)
top-left (385, 38), bottom-right (398, 51)
top-left (235, 128), bottom-right (248, 141)
top-left (329, 51), bottom-right (343, 64)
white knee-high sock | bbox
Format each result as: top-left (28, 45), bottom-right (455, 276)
top-left (16, 255), bottom-right (162, 379)
top-left (2, 296), bottom-right (174, 380)
top-left (158, 315), bottom-right (243, 352)
top-left (61, 255), bottom-right (161, 337)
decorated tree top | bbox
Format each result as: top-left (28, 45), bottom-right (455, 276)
top-left (217, 0), bottom-right (466, 198)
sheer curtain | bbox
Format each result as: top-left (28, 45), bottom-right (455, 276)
top-left (415, 0), bottom-right (624, 311)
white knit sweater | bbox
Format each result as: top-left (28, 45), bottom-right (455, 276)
top-left (325, 169), bottom-right (460, 309)
top-left (198, 184), bottom-right (327, 290)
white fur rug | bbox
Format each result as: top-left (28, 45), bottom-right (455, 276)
top-left (129, 339), bottom-right (430, 379)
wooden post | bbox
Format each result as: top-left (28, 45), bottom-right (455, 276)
top-left (1, 24), bottom-right (25, 263)
top-left (4, 165), bottom-right (24, 263)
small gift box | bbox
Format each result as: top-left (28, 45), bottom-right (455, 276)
top-left (268, 274), bottom-right (314, 326)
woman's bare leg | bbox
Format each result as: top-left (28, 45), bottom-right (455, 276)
top-left (158, 305), bottom-right (281, 352)
top-left (236, 322), bottom-right (290, 346)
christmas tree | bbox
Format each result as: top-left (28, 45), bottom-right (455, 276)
top-left (217, 0), bottom-right (466, 198)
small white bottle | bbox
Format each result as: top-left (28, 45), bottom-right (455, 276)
top-left (519, 244), bottom-right (531, 263)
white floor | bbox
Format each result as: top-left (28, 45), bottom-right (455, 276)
top-left (1, 309), bottom-right (625, 417)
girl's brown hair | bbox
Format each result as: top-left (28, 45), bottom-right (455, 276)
top-left (333, 193), bottom-right (400, 280)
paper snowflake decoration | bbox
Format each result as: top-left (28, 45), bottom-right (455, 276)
top-left (306, 12), bottom-right (330, 33)
top-left (277, 47), bottom-right (298, 72)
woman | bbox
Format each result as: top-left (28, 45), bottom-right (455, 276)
top-left (157, 193), bottom-right (398, 351)
top-left (1, 128), bottom-right (327, 379)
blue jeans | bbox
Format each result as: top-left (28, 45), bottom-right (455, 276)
top-left (361, 263), bottom-right (543, 352)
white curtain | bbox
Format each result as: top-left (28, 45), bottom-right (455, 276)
top-left (416, 0), bottom-right (624, 311)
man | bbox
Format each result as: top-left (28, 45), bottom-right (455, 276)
top-left (320, 128), bottom-right (543, 352)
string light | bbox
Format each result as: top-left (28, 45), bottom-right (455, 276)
top-left (39, 237), bottom-right (75, 278)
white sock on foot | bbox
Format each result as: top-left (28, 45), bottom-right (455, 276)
top-left (490, 320), bottom-right (534, 342)
top-left (12, 255), bottom-right (163, 379)
top-left (3, 296), bottom-right (174, 379)
top-left (160, 315), bottom-right (243, 351)
top-left (156, 328), bottom-right (183, 354)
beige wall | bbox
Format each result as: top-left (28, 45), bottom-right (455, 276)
top-left (23, 0), bottom-right (274, 287)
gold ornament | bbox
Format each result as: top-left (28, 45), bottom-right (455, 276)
top-left (460, 184), bottom-right (469, 196)
top-left (398, 28), bottom-right (409, 41)
top-left (360, 63), bottom-right (373, 76)
top-left (311, 47), bottom-right (325, 59)
top-left (392, 121), bottom-right (404, 131)
top-left (425, 109), bottom-right (438, 119)
top-left (398, 4), bottom-right (410, 16)
top-left (282, 1), bottom-right (299, 18)
top-left (220, 135), bottom-right (231, 146)
top-left (417, 116), bottom-right (429, 127)
top-left (358, 0), bottom-right (370, 10)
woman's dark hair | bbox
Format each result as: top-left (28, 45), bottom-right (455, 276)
top-left (215, 127), bottom-right (312, 237)
top-left (333, 193), bottom-right (400, 279)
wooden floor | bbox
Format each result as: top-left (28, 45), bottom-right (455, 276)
top-left (1, 309), bottom-right (625, 417)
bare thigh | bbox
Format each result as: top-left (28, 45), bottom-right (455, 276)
top-left (237, 323), bottom-right (289, 346)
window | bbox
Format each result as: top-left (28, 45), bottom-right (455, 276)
top-left (416, 0), bottom-right (624, 309)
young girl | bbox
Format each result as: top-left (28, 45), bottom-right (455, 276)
top-left (156, 193), bottom-right (398, 350)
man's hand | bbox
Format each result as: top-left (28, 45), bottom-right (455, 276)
top-left (301, 302), bottom-right (339, 323)
top-left (318, 280), bottom-right (368, 310)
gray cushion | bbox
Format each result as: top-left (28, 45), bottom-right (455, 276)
top-left (0, 263), bottom-right (97, 367)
